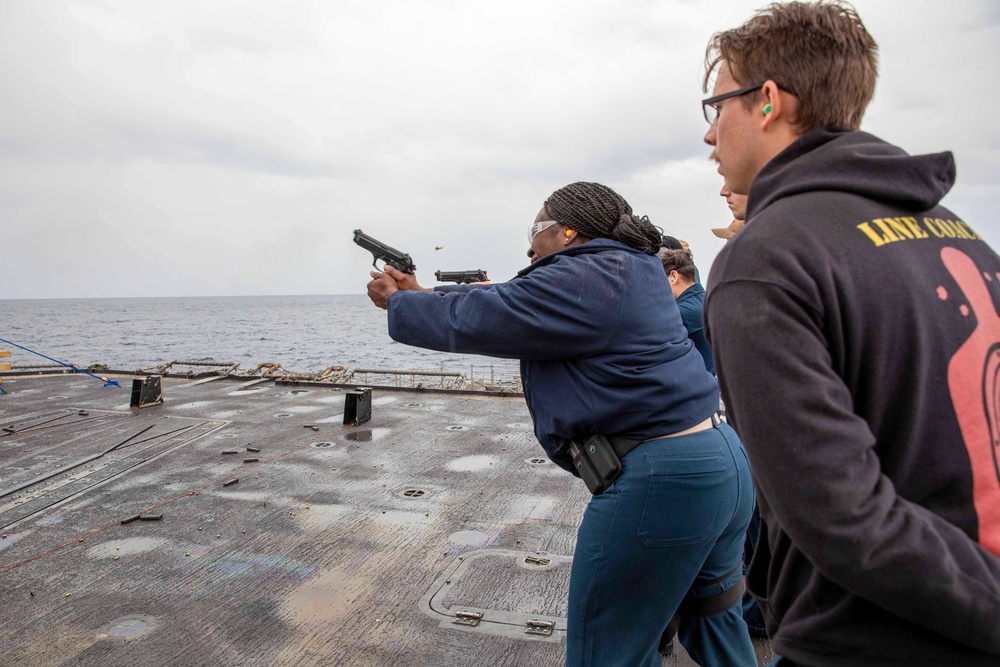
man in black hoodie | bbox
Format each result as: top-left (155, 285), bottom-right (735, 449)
top-left (700, 2), bottom-right (1000, 665)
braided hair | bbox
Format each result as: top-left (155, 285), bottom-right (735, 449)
top-left (543, 182), bottom-right (663, 255)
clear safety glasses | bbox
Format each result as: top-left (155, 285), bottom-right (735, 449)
top-left (528, 220), bottom-right (560, 242)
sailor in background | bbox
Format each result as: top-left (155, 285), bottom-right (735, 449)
top-left (366, 181), bottom-right (755, 667)
top-left (659, 247), bottom-right (714, 375)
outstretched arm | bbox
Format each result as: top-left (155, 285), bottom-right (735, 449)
top-left (386, 253), bottom-right (626, 361)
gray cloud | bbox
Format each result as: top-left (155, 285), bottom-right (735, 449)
top-left (1, 0), bottom-right (997, 299)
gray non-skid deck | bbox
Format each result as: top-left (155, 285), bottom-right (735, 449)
top-left (0, 372), bottom-right (770, 666)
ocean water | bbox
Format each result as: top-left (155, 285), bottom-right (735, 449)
top-left (0, 295), bottom-right (520, 380)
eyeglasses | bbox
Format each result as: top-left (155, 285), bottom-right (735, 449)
top-left (528, 220), bottom-right (560, 242)
top-left (702, 82), bottom-right (796, 125)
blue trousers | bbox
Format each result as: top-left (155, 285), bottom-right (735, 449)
top-left (742, 504), bottom-right (768, 637)
top-left (566, 420), bottom-right (757, 667)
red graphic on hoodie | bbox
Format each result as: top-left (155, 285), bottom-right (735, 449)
top-left (942, 247), bottom-right (1000, 556)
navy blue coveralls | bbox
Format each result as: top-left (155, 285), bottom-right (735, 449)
top-left (386, 239), bottom-right (755, 666)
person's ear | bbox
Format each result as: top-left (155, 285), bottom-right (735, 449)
top-left (760, 80), bottom-right (784, 129)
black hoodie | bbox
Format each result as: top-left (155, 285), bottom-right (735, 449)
top-left (705, 129), bottom-right (1000, 666)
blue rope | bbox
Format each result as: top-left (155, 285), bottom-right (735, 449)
top-left (0, 337), bottom-right (119, 387)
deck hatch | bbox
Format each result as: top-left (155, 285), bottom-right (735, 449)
top-left (420, 548), bottom-right (571, 642)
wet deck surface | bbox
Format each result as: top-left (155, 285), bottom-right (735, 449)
top-left (0, 373), bottom-right (770, 666)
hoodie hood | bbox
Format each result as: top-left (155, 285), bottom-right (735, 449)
top-left (747, 129), bottom-right (956, 221)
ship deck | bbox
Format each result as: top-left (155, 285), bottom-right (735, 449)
top-left (0, 371), bottom-right (772, 666)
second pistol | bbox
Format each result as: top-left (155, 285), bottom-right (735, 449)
top-left (435, 270), bottom-right (489, 284)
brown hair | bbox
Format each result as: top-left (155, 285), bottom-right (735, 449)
top-left (659, 248), bottom-right (697, 282)
top-left (704, 1), bottom-right (878, 132)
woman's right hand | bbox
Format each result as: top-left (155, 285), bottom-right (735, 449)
top-left (383, 265), bottom-right (429, 293)
top-left (366, 265), bottom-right (430, 310)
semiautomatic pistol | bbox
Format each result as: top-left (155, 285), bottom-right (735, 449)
top-left (434, 270), bottom-right (489, 284)
top-left (353, 229), bottom-right (416, 273)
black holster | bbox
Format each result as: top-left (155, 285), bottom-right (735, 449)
top-left (569, 434), bottom-right (623, 495)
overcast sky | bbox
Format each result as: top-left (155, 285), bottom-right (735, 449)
top-left (2, 0), bottom-right (998, 299)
